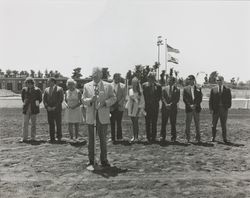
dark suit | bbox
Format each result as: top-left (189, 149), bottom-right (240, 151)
top-left (209, 85), bottom-right (232, 141)
top-left (43, 85), bottom-right (64, 141)
top-left (143, 82), bottom-right (162, 141)
top-left (183, 85), bottom-right (203, 141)
top-left (161, 85), bottom-right (180, 140)
top-left (110, 82), bottom-right (126, 141)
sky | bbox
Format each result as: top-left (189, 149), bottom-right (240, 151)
top-left (0, 0), bottom-right (249, 82)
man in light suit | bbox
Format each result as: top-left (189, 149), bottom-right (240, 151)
top-left (82, 67), bottom-right (116, 167)
top-left (110, 73), bottom-right (126, 143)
top-left (160, 76), bottom-right (180, 142)
top-left (43, 77), bottom-right (64, 143)
top-left (209, 76), bottom-right (232, 143)
top-left (183, 75), bottom-right (203, 143)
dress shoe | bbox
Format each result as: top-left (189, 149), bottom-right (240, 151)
top-left (160, 137), bottom-right (165, 142)
top-left (171, 137), bottom-right (176, 142)
top-left (211, 137), bottom-right (215, 142)
top-left (101, 161), bottom-right (111, 167)
top-left (223, 139), bottom-right (229, 143)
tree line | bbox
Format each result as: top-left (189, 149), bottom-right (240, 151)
top-left (0, 66), bottom-right (249, 89)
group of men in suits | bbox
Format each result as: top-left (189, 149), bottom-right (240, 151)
top-left (21, 68), bottom-right (232, 168)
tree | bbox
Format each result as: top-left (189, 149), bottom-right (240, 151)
top-left (5, 69), bottom-right (12, 77)
top-left (30, 70), bottom-right (35, 78)
top-left (37, 70), bottom-right (43, 78)
top-left (12, 70), bottom-right (19, 77)
top-left (177, 77), bottom-right (184, 87)
top-left (0, 69), bottom-right (4, 75)
top-left (101, 67), bottom-right (110, 80)
top-left (126, 70), bottom-right (133, 85)
top-left (44, 69), bottom-right (49, 78)
top-left (230, 77), bottom-right (236, 85)
top-left (71, 67), bottom-right (82, 79)
top-left (204, 74), bottom-right (208, 83)
top-left (20, 70), bottom-right (29, 77)
top-left (208, 71), bottom-right (218, 84)
top-left (49, 70), bottom-right (55, 77)
top-left (159, 70), bottom-right (166, 85)
top-left (54, 70), bottom-right (61, 78)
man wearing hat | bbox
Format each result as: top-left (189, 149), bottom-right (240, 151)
top-left (21, 77), bottom-right (42, 142)
top-left (209, 76), bottom-right (232, 143)
top-left (183, 75), bottom-right (203, 143)
top-left (142, 72), bottom-right (162, 142)
top-left (43, 77), bottom-right (64, 143)
top-left (160, 76), bottom-right (180, 142)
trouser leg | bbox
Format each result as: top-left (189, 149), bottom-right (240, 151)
top-left (212, 111), bottom-right (219, 140)
top-left (96, 113), bottom-right (108, 162)
top-left (170, 108), bottom-right (177, 140)
top-left (145, 114), bottom-right (151, 141)
top-left (87, 125), bottom-right (95, 163)
top-left (22, 113), bottom-right (30, 140)
top-left (220, 107), bottom-right (228, 141)
top-left (30, 114), bottom-right (37, 140)
top-left (193, 111), bottom-right (200, 141)
top-left (48, 111), bottom-right (55, 141)
top-left (117, 111), bottom-right (123, 139)
top-left (151, 108), bottom-right (159, 141)
top-left (185, 112), bottom-right (192, 141)
top-left (110, 110), bottom-right (116, 141)
top-left (55, 111), bottom-right (62, 140)
top-left (160, 108), bottom-right (168, 140)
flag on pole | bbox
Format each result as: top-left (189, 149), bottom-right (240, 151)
top-left (167, 44), bottom-right (180, 53)
top-left (168, 54), bottom-right (179, 64)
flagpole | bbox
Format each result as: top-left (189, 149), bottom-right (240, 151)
top-left (165, 39), bottom-right (168, 75)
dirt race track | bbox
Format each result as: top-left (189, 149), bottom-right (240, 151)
top-left (0, 108), bottom-right (250, 198)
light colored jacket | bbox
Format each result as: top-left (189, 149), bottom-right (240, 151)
top-left (110, 82), bottom-right (126, 112)
top-left (82, 80), bottom-right (116, 124)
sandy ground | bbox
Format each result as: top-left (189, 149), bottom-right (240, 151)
top-left (0, 108), bottom-right (250, 198)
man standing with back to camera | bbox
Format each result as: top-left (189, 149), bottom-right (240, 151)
top-left (209, 75), bottom-right (232, 143)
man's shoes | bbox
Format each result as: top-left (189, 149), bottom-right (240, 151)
top-left (48, 139), bottom-right (56, 143)
top-left (20, 138), bottom-right (29, 143)
top-left (101, 161), bottom-right (111, 167)
top-left (171, 137), bottom-right (176, 142)
top-left (87, 161), bottom-right (97, 166)
top-left (211, 137), bottom-right (216, 142)
top-left (223, 139), bottom-right (229, 143)
top-left (160, 137), bottom-right (165, 142)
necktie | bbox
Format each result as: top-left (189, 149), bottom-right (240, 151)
top-left (169, 86), bottom-right (172, 97)
top-left (219, 86), bottom-right (222, 94)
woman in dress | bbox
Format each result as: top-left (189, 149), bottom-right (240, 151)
top-left (126, 77), bottom-right (145, 142)
top-left (65, 79), bottom-right (83, 139)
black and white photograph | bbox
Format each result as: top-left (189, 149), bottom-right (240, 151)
top-left (0, 0), bottom-right (250, 197)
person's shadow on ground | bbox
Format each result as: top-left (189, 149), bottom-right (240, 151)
top-left (158, 140), bottom-right (190, 147)
top-left (191, 141), bottom-right (214, 147)
top-left (217, 141), bottom-right (244, 147)
top-left (88, 165), bottom-right (128, 179)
